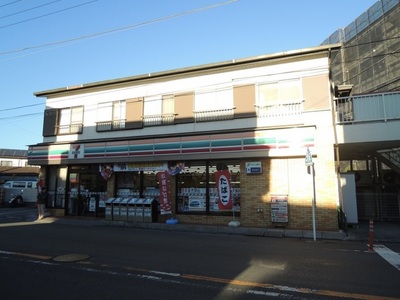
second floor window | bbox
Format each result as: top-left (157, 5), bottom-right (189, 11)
top-left (194, 87), bottom-right (234, 122)
top-left (58, 106), bottom-right (83, 134)
top-left (96, 100), bottom-right (126, 131)
top-left (256, 80), bottom-right (303, 117)
top-left (143, 95), bottom-right (174, 126)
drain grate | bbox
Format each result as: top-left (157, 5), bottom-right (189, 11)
top-left (53, 254), bottom-right (90, 262)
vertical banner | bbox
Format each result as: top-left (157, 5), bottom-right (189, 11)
top-left (216, 169), bottom-right (233, 210)
top-left (157, 171), bottom-right (171, 215)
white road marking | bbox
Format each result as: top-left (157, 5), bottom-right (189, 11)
top-left (374, 244), bottom-right (400, 271)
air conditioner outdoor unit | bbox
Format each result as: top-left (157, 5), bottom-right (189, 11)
top-left (381, 170), bottom-right (399, 185)
top-left (354, 171), bottom-right (373, 185)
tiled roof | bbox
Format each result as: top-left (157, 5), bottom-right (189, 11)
top-left (0, 166), bottom-right (39, 175)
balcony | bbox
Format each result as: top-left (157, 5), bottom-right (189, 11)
top-left (96, 120), bottom-right (126, 132)
top-left (143, 114), bottom-right (175, 127)
top-left (57, 123), bottom-right (83, 135)
top-left (335, 92), bottom-right (400, 124)
top-left (335, 91), bottom-right (400, 161)
top-left (255, 101), bottom-right (304, 118)
top-left (194, 108), bottom-right (234, 122)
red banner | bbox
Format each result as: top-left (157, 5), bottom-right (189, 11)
top-left (157, 171), bottom-right (171, 215)
top-left (216, 169), bottom-right (232, 210)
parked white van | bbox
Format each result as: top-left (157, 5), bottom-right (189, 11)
top-left (2, 181), bottom-right (38, 189)
top-left (2, 180), bottom-right (39, 207)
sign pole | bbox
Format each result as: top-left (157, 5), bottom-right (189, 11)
top-left (305, 148), bottom-right (317, 241)
top-left (311, 162), bottom-right (317, 241)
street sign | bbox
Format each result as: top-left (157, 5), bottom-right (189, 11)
top-left (305, 147), bottom-right (313, 166)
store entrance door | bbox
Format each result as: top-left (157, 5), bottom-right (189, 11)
top-left (67, 172), bottom-right (100, 216)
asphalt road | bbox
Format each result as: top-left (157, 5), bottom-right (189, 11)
top-left (0, 208), bottom-right (399, 300)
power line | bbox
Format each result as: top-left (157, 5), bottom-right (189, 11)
top-left (0, 103), bottom-right (44, 112)
top-left (0, 0), bottom-right (98, 30)
top-left (0, 0), bottom-right (61, 20)
top-left (0, 0), bottom-right (22, 9)
top-left (0, 0), bottom-right (239, 56)
top-left (0, 112), bottom-right (42, 121)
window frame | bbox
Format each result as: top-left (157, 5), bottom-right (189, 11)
top-left (57, 106), bottom-right (84, 135)
top-left (194, 86), bottom-right (234, 122)
top-left (143, 94), bottom-right (175, 126)
top-left (96, 100), bottom-right (126, 132)
top-left (256, 79), bottom-right (303, 118)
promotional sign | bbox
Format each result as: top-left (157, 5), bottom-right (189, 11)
top-left (114, 162), bottom-right (167, 172)
top-left (99, 164), bottom-right (113, 180)
top-left (157, 171), bottom-right (171, 215)
top-left (216, 169), bottom-right (232, 210)
top-left (271, 195), bottom-right (288, 223)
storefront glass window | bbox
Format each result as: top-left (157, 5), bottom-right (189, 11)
top-left (116, 172), bottom-right (140, 197)
top-left (177, 160), bottom-right (240, 214)
top-left (143, 170), bottom-right (160, 201)
top-left (177, 161), bottom-right (207, 213)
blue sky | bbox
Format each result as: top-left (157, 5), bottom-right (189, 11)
top-left (0, 0), bottom-right (377, 150)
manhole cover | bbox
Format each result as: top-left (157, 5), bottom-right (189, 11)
top-left (53, 254), bottom-right (90, 262)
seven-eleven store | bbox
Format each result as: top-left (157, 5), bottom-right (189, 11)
top-left (28, 46), bottom-right (341, 230)
top-left (28, 125), bottom-right (323, 229)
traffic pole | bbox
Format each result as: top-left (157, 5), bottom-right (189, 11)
top-left (368, 219), bottom-right (374, 252)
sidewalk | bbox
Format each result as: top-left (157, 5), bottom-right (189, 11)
top-left (44, 216), bottom-right (400, 242)
top-left (346, 221), bottom-right (400, 243)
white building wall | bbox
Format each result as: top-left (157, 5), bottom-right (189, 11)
top-left (43, 57), bottom-right (330, 145)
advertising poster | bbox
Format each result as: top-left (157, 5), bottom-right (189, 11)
top-left (215, 169), bottom-right (232, 210)
top-left (99, 164), bottom-right (113, 180)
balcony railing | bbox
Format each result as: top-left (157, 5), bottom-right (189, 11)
top-left (57, 123), bottom-right (83, 135)
top-left (335, 92), bottom-right (400, 124)
top-left (96, 120), bottom-right (126, 132)
top-left (143, 114), bottom-right (175, 127)
top-left (194, 108), bottom-right (234, 122)
top-left (255, 101), bottom-right (304, 118)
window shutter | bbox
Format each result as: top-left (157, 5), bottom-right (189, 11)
top-left (43, 108), bottom-right (58, 137)
top-left (125, 97), bottom-right (144, 129)
top-left (303, 74), bottom-right (329, 111)
top-left (234, 84), bottom-right (256, 118)
top-left (175, 92), bottom-right (194, 124)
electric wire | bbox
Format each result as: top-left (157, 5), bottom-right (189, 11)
top-left (0, 0), bottom-right (98, 30)
top-left (0, 0), bottom-right (239, 56)
top-left (0, 0), bottom-right (61, 20)
top-left (0, 103), bottom-right (44, 112)
top-left (0, 0), bottom-right (240, 121)
top-left (0, 1), bottom-right (22, 9)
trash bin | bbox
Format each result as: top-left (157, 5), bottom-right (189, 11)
top-left (119, 198), bottom-right (130, 221)
top-left (127, 198), bottom-right (137, 222)
top-left (134, 198), bottom-right (144, 222)
top-left (143, 198), bottom-right (158, 223)
top-left (112, 198), bottom-right (123, 221)
top-left (105, 198), bottom-right (115, 220)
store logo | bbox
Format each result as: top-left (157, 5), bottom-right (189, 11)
top-left (69, 144), bottom-right (84, 159)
